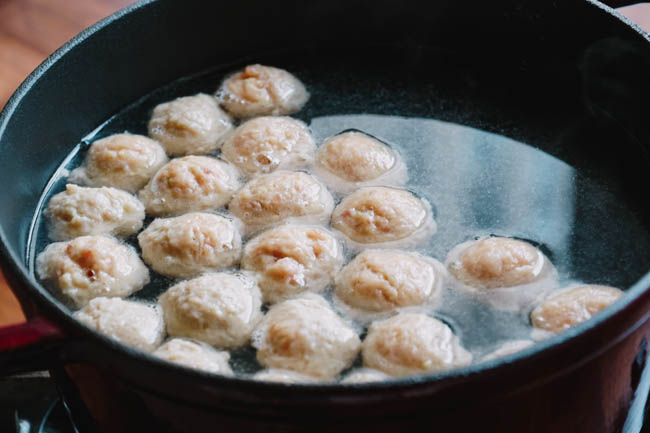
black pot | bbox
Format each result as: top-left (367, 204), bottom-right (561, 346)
top-left (1, 1), bottom-right (650, 432)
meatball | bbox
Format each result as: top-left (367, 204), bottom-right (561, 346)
top-left (241, 225), bottom-right (343, 303)
top-left (159, 273), bottom-right (263, 349)
top-left (252, 369), bottom-right (321, 384)
top-left (36, 235), bottom-right (149, 308)
top-left (217, 64), bottom-right (309, 118)
top-left (362, 313), bottom-right (472, 377)
top-left (530, 285), bottom-right (623, 335)
top-left (334, 250), bottom-right (444, 314)
top-left (331, 187), bottom-right (434, 246)
top-left (46, 184), bottom-right (145, 241)
top-left (153, 338), bottom-right (233, 376)
top-left (221, 116), bottom-right (315, 176)
top-left (139, 156), bottom-right (241, 217)
top-left (482, 340), bottom-right (534, 362)
top-left (253, 294), bottom-right (361, 379)
top-left (69, 133), bottom-right (168, 193)
top-left (341, 368), bottom-right (390, 384)
top-left (138, 213), bottom-right (241, 278)
top-left (148, 93), bottom-right (233, 156)
top-left (74, 297), bottom-right (164, 352)
top-left (228, 171), bottom-right (334, 233)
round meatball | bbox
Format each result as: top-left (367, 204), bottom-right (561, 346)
top-left (362, 313), bottom-right (472, 377)
top-left (36, 235), bottom-right (149, 308)
top-left (530, 285), bottom-right (623, 334)
top-left (335, 250), bottom-right (444, 313)
top-left (46, 184), bottom-right (145, 241)
top-left (148, 93), bottom-right (233, 156)
top-left (74, 297), bottom-right (164, 352)
top-left (253, 294), bottom-right (361, 379)
top-left (482, 340), bottom-right (534, 362)
top-left (159, 273), bottom-right (263, 349)
top-left (139, 156), bottom-right (241, 216)
top-left (217, 64), bottom-right (309, 118)
top-left (153, 338), bottom-right (233, 376)
top-left (341, 368), bottom-right (390, 384)
top-left (221, 116), bottom-right (315, 176)
top-left (138, 213), bottom-right (241, 278)
top-left (331, 187), bottom-right (434, 246)
top-left (228, 171), bottom-right (334, 233)
top-left (69, 133), bottom-right (168, 193)
top-left (241, 225), bottom-right (343, 303)
top-left (252, 369), bottom-right (320, 384)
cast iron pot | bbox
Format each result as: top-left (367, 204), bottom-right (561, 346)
top-left (1, 1), bottom-right (650, 432)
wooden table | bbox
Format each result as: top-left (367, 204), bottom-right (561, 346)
top-left (0, 2), bottom-right (648, 327)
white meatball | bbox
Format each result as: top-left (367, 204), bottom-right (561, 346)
top-left (341, 368), bottom-right (391, 384)
top-left (74, 297), bottom-right (164, 352)
top-left (228, 171), bottom-right (334, 233)
top-left (241, 225), bottom-right (343, 303)
top-left (148, 93), bottom-right (233, 156)
top-left (253, 294), bottom-right (361, 379)
top-left (36, 236), bottom-right (149, 308)
top-left (46, 184), bottom-right (144, 241)
top-left (334, 250), bottom-right (444, 314)
top-left (445, 237), bottom-right (557, 312)
top-left (221, 116), bottom-right (315, 176)
top-left (139, 156), bottom-right (241, 217)
top-left (331, 187), bottom-right (434, 247)
top-left (217, 64), bottom-right (309, 118)
top-left (252, 369), bottom-right (321, 384)
top-left (481, 340), bottom-right (535, 362)
top-left (138, 213), bottom-right (241, 278)
top-left (69, 133), bottom-right (168, 193)
top-left (159, 273), bottom-right (262, 349)
top-left (530, 285), bottom-right (623, 335)
top-left (313, 131), bottom-right (407, 193)
top-left (153, 338), bottom-right (233, 376)
top-left (362, 313), bottom-right (472, 377)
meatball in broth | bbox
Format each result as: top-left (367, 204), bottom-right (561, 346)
top-left (153, 338), bottom-right (233, 376)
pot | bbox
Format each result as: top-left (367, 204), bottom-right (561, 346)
top-left (1, 0), bottom-right (650, 432)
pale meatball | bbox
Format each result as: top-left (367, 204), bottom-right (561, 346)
top-left (74, 297), bottom-right (164, 352)
top-left (153, 338), bottom-right (233, 376)
top-left (482, 340), bottom-right (535, 362)
top-left (139, 156), bottom-right (241, 216)
top-left (36, 236), bottom-right (149, 308)
top-left (530, 285), bottom-right (623, 334)
top-left (331, 187), bottom-right (434, 246)
top-left (221, 116), bottom-right (315, 176)
top-left (241, 225), bottom-right (343, 303)
top-left (46, 184), bottom-right (145, 241)
top-left (69, 133), bottom-right (168, 193)
top-left (159, 273), bottom-right (263, 349)
top-left (228, 171), bottom-right (334, 233)
top-left (138, 213), bottom-right (241, 278)
top-left (253, 294), bottom-right (361, 379)
top-left (341, 368), bottom-right (391, 384)
top-left (362, 313), bottom-right (472, 377)
top-left (217, 64), bottom-right (309, 118)
top-left (335, 250), bottom-right (444, 313)
top-left (148, 93), bottom-right (233, 156)
top-left (252, 369), bottom-right (321, 384)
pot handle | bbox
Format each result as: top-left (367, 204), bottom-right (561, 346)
top-left (0, 316), bottom-right (66, 376)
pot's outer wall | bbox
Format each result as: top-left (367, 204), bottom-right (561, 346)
top-left (1, 0), bottom-right (650, 432)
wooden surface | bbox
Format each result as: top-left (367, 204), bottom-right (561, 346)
top-left (0, 2), bottom-right (648, 327)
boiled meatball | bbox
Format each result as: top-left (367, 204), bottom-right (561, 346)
top-left (37, 235), bottom-right (149, 308)
top-left (253, 294), bottom-right (361, 379)
top-left (148, 93), bottom-right (233, 156)
top-left (482, 340), bottom-right (534, 362)
top-left (530, 285), bottom-right (623, 335)
top-left (69, 133), bottom-right (168, 193)
top-left (138, 213), bottom-right (241, 278)
top-left (217, 64), bottom-right (309, 118)
top-left (159, 273), bottom-right (263, 349)
top-left (46, 184), bottom-right (144, 241)
top-left (153, 338), bottom-right (233, 376)
top-left (335, 250), bottom-right (444, 314)
top-left (221, 116), bottom-right (315, 176)
top-left (241, 225), bottom-right (343, 303)
top-left (139, 156), bottom-right (241, 217)
top-left (228, 171), bottom-right (334, 233)
top-left (252, 369), bottom-right (320, 384)
top-left (341, 368), bottom-right (390, 384)
top-left (331, 187), bottom-right (434, 246)
top-left (74, 297), bottom-right (164, 352)
top-left (362, 313), bottom-right (472, 377)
